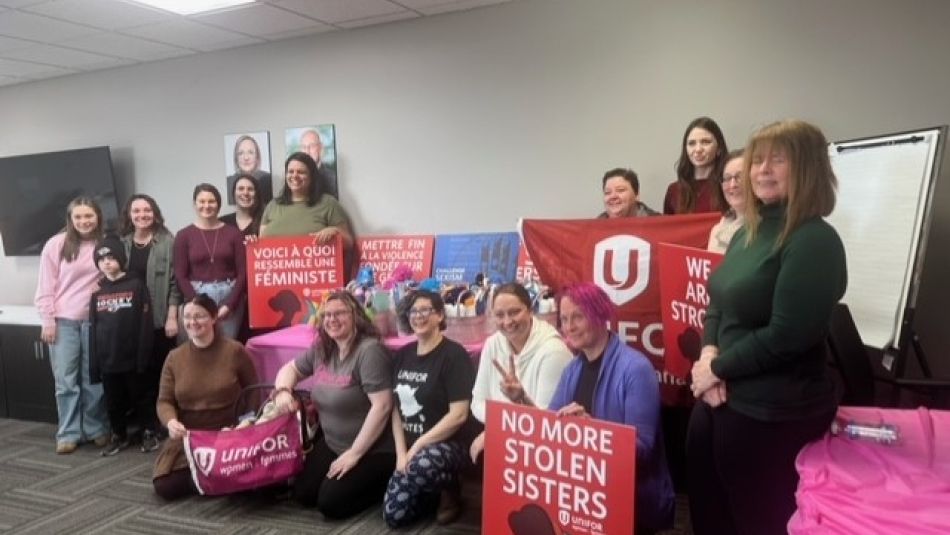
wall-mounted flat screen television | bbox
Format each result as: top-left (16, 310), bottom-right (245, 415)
top-left (0, 146), bottom-right (120, 256)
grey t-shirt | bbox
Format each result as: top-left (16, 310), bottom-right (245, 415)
top-left (293, 337), bottom-right (394, 454)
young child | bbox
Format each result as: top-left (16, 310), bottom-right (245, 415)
top-left (89, 235), bottom-right (156, 456)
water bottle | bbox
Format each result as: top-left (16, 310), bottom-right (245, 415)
top-left (830, 419), bottom-right (900, 445)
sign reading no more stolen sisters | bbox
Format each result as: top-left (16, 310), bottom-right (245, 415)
top-left (246, 236), bottom-right (344, 329)
top-left (483, 400), bottom-right (635, 535)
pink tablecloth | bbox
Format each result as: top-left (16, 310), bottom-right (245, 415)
top-left (789, 406), bottom-right (950, 535)
top-left (245, 324), bottom-right (486, 389)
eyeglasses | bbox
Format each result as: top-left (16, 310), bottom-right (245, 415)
top-left (183, 314), bottom-right (211, 322)
top-left (408, 307), bottom-right (435, 319)
top-left (720, 173), bottom-right (743, 184)
top-left (322, 309), bottom-right (352, 320)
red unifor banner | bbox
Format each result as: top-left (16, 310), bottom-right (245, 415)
top-left (483, 400), bottom-right (636, 535)
top-left (184, 411), bottom-right (305, 496)
top-left (356, 235), bottom-right (434, 286)
top-left (657, 243), bottom-right (724, 380)
top-left (246, 236), bottom-right (344, 329)
top-left (520, 214), bottom-right (719, 405)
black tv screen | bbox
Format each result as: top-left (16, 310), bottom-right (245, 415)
top-left (0, 146), bottom-right (119, 256)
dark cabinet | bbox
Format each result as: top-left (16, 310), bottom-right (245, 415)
top-left (0, 325), bottom-right (57, 423)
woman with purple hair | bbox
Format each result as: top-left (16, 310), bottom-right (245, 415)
top-left (548, 282), bottom-right (674, 534)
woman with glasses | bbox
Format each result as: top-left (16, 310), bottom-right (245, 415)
top-left (707, 150), bottom-right (747, 253)
top-left (152, 294), bottom-right (259, 500)
top-left (383, 290), bottom-right (476, 527)
top-left (548, 283), bottom-right (674, 534)
top-left (468, 283), bottom-right (573, 464)
top-left (273, 291), bottom-right (394, 519)
top-left (663, 116), bottom-right (729, 214)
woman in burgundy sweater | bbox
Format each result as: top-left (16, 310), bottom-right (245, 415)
top-left (173, 184), bottom-right (246, 339)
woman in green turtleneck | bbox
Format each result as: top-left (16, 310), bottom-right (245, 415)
top-left (686, 120), bottom-right (847, 535)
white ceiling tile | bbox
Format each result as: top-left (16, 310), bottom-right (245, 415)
top-left (408, 0), bottom-right (509, 16)
top-left (0, 56), bottom-right (74, 77)
top-left (0, 34), bottom-right (34, 52)
top-left (336, 10), bottom-right (418, 29)
top-left (23, 0), bottom-right (174, 31)
top-left (194, 3), bottom-right (328, 38)
top-left (0, 10), bottom-right (103, 42)
top-left (60, 32), bottom-right (193, 61)
top-left (258, 24), bottom-right (335, 41)
top-left (272, 0), bottom-right (404, 24)
top-left (122, 18), bottom-right (263, 51)
top-left (0, 43), bottom-right (129, 69)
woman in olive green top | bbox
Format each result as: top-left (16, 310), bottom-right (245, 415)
top-left (260, 152), bottom-right (353, 246)
top-left (687, 120), bottom-right (846, 535)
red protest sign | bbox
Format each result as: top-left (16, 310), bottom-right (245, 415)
top-left (483, 400), bottom-right (636, 535)
top-left (356, 235), bottom-right (434, 286)
top-left (246, 236), bottom-right (344, 329)
top-left (521, 214), bottom-right (718, 405)
top-left (658, 243), bottom-right (723, 379)
top-left (516, 241), bottom-right (544, 284)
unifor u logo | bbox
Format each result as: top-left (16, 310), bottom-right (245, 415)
top-left (193, 447), bottom-right (217, 476)
top-left (593, 235), bottom-right (650, 306)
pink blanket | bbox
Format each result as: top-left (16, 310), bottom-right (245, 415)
top-left (789, 406), bottom-right (950, 534)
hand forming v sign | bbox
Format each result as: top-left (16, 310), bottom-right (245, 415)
top-left (492, 354), bottom-right (529, 405)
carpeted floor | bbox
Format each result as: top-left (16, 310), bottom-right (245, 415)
top-left (0, 418), bottom-right (692, 534)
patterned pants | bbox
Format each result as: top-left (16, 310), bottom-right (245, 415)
top-left (383, 441), bottom-right (466, 528)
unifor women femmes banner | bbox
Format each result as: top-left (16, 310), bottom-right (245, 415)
top-left (520, 213), bottom-right (718, 405)
top-left (246, 236), bottom-right (344, 328)
top-left (483, 401), bottom-right (636, 535)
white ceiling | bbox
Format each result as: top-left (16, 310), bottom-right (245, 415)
top-left (0, 0), bottom-right (511, 87)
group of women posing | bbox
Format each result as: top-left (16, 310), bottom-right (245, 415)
top-left (37, 117), bottom-right (846, 534)
top-left (34, 150), bottom-right (353, 454)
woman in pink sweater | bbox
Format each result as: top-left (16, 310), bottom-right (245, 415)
top-left (34, 197), bottom-right (110, 454)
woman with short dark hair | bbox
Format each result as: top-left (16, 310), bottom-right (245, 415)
top-left (383, 290), bottom-right (476, 527)
top-left (599, 167), bottom-right (659, 218)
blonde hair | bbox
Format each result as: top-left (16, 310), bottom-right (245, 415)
top-left (741, 120), bottom-right (837, 247)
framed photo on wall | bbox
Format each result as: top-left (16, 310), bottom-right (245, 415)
top-left (285, 124), bottom-right (338, 199)
top-left (223, 131), bottom-right (273, 206)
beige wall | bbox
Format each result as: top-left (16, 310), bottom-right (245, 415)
top-left (2, 0), bottom-right (949, 374)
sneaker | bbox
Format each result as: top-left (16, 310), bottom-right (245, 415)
top-left (92, 435), bottom-right (110, 447)
top-left (436, 480), bottom-right (463, 525)
top-left (56, 441), bottom-right (78, 455)
top-left (100, 435), bottom-right (130, 457)
top-left (140, 430), bottom-right (160, 453)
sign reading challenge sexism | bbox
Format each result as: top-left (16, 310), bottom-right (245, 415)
top-left (483, 401), bottom-right (635, 535)
top-left (246, 236), bottom-right (344, 329)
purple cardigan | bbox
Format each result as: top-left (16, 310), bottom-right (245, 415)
top-left (548, 333), bottom-right (675, 533)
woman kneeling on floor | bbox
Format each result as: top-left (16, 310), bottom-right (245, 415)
top-left (152, 294), bottom-right (259, 500)
top-left (273, 291), bottom-right (395, 519)
top-left (383, 290), bottom-right (477, 527)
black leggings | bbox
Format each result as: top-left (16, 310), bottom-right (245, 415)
top-left (686, 402), bottom-right (834, 535)
top-left (293, 437), bottom-right (395, 519)
top-left (153, 469), bottom-right (197, 501)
